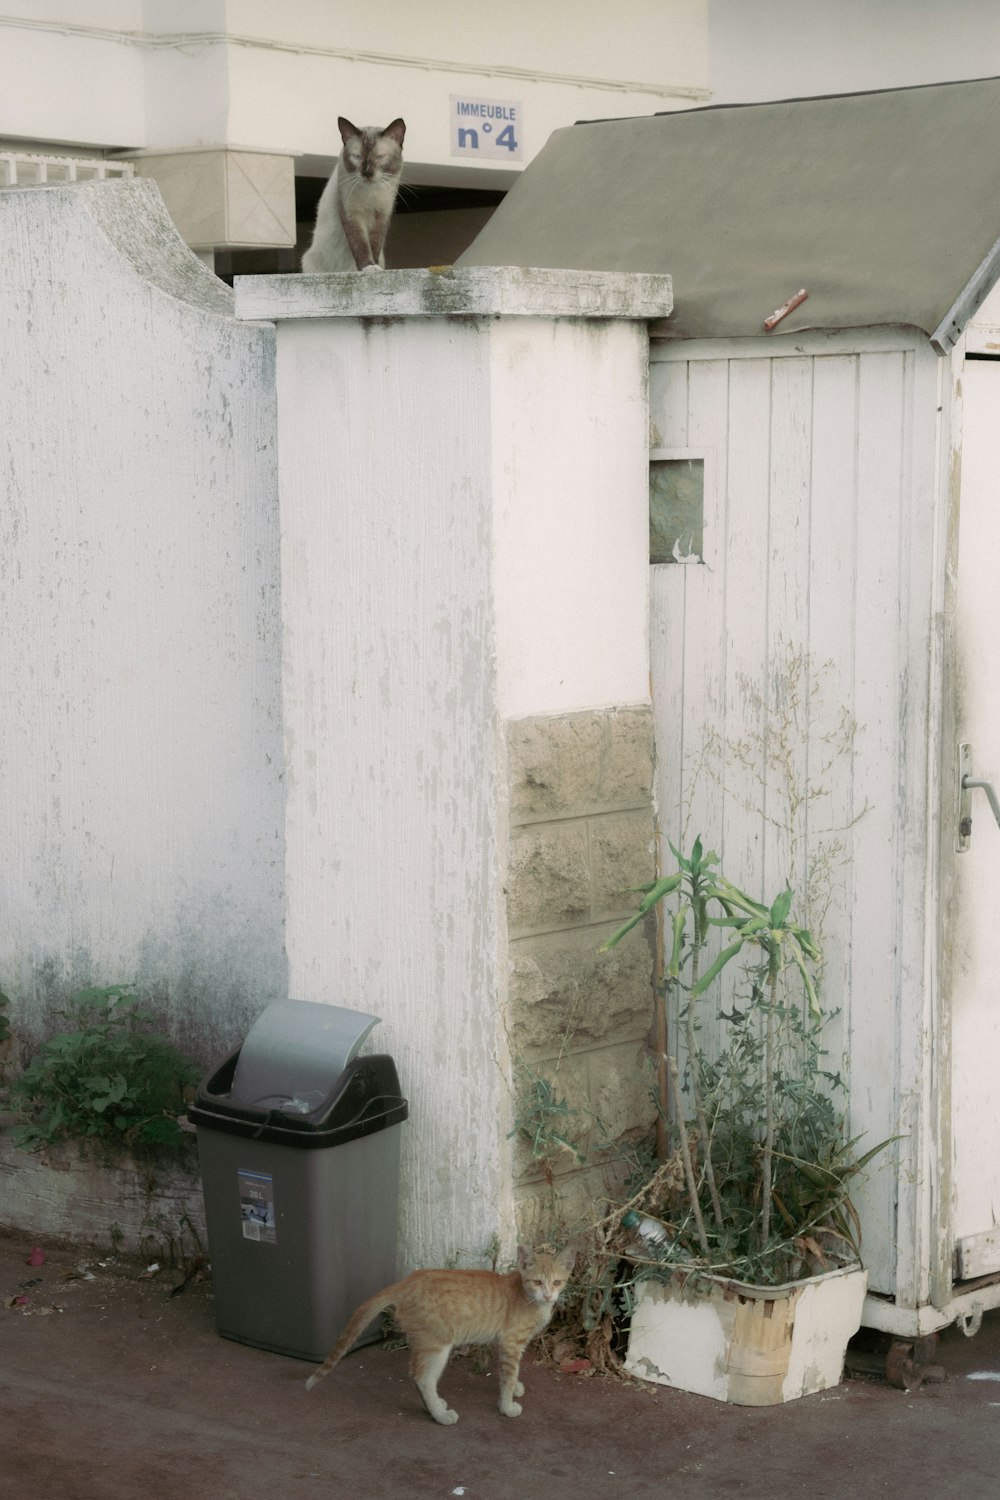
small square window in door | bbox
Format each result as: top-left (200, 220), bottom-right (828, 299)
top-left (649, 457), bottom-right (704, 563)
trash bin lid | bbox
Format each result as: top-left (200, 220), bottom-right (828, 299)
top-left (189, 1050), bottom-right (407, 1146)
top-left (228, 999), bottom-right (380, 1116)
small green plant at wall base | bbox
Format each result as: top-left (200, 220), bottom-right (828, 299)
top-left (510, 1070), bottom-right (588, 1186)
top-left (0, 987), bottom-right (12, 1045)
top-left (7, 985), bottom-right (199, 1151)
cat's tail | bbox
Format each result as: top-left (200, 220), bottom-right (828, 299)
top-left (305, 1285), bottom-right (398, 1391)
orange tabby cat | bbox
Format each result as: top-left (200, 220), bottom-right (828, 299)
top-left (306, 1244), bottom-right (575, 1424)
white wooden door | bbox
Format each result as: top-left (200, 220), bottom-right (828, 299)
top-left (647, 332), bottom-right (945, 1304)
top-left (951, 355), bottom-right (1000, 1280)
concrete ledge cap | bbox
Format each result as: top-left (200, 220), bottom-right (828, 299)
top-left (234, 265), bottom-right (673, 322)
top-left (2, 179), bottom-right (234, 319)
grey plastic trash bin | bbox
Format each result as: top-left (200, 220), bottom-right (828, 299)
top-left (187, 1000), bottom-right (407, 1361)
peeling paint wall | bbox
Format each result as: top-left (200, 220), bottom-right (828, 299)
top-left (949, 342), bottom-right (1000, 1265)
top-left (0, 179), bottom-right (286, 1057)
top-left (647, 329), bottom-right (949, 1304)
top-left (269, 310), bottom-right (504, 1271)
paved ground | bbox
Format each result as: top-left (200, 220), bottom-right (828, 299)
top-left (3, 1227), bottom-right (1000, 1500)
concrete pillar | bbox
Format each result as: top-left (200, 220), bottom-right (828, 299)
top-left (122, 149), bottom-right (297, 254)
top-left (235, 266), bottom-right (672, 1267)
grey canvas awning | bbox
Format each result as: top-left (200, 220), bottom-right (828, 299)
top-left (457, 76), bottom-right (1000, 348)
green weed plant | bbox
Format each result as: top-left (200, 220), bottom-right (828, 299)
top-left (602, 839), bottom-right (892, 1288)
top-left (8, 985), bottom-right (198, 1151)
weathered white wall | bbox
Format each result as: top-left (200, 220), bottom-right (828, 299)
top-left (0, 1123), bottom-right (206, 1257)
top-left (239, 267), bottom-right (670, 1268)
top-left (647, 331), bottom-right (948, 1304)
top-left (271, 310), bottom-right (503, 1267)
top-left (0, 179), bottom-right (285, 1053)
top-left (948, 331), bottom-right (1000, 1254)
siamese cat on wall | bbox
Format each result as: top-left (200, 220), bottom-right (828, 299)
top-left (302, 116), bottom-right (406, 272)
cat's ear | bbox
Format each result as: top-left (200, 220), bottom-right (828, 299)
top-left (516, 1245), bottom-right (531, 1271)
top-left (338, 117), bottom-right (361, 143)
top-left (558, 1241), bottom-right (581, 1272)
top-left (382, 118), bottom-right (406, 147)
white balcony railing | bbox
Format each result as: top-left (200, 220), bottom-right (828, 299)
top-left (0, 152), bottom-right (134, 187)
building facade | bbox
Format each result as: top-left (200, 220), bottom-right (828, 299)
top-left (0, 1), bottom-right (709, 269)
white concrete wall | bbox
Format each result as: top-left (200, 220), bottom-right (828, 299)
top-left (239, 267), bottom-right (670, 1268)
top-left (270, 310), bottom-right (503, 1267)
top-left (0, 1), bottom-right (147, 146)
top-left (491, 318), bottom-right (652, 718)
top-left (0, 179), bottom-right (285, 1053)
top-left (221, 0), bottom-right (709, 179)
top-left (226, 0), bottom-right (707, 90)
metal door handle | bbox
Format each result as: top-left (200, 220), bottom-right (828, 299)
top-left (963, 775), bottom-right (1000, 829)
top-left (958, 744), bottom-right (1000, 849)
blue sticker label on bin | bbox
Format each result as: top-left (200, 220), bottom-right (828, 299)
top-left (238, 1169), bottom-right (276, 1244)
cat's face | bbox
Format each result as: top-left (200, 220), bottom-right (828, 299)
top-left (517, 1246), bottom-right (575, 1307)
top-left (338, 117), bottom-right (405, 181)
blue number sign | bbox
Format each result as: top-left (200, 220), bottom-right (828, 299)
top-left (450, 96), bottom-right (524, 161)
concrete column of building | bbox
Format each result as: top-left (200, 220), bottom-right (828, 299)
top-left (235, 266), bottom-right (673, 1268)
top-left (119, 150), bottom-right (297, 257)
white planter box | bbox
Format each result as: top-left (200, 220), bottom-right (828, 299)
top-left (623, 1263), bottom-right (868, 1405)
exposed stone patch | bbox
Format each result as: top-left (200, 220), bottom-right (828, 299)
top-left (508, 921), bottom-right (653, 1058)
top-left (515, 1158), bottom-right (637, 1244)
top-left (509, 707), bottom-right (654, 822)
top-left (587, 1043), bottom-right (653, 1147)
top-left (507, 823), bottom-right (591, 932)
top-left (504, 706), bottom-right (658, 1239)
top-left (512, 1040), bottom-right (653, 1187)
top-left (589, 812), bottom-right (657, 916)
top-left (511, 1054), bottom-right (591, 1184)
